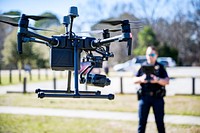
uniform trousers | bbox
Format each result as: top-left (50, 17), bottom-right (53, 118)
top-left (138, 95), bottom-right (165, 133)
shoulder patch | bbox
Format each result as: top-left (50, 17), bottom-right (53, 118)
top-left (155, 65), bottom-right (160, 70)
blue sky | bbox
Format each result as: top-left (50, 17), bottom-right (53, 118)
top-left (0, 0), bottom-right (192, 19)
top-left (0, 0), bottom-right (129, 18)
top-left (0, 0), bottom-right (192, 31)
top-left (0, 0), bottom-right (130, 31)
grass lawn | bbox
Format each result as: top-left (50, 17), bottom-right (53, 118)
top-left (0, 93), bottom-right (200, 116)
top-left (0, 93), bottom-right (200, 133)
top-left (0, 114), bottom-right (200, 133)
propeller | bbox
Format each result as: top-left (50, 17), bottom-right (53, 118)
top-left (108, 26), bottom-right (143, 32)
top-left (76, 29), bottom-right (119, 34)
top-left (28, 26), bottom-right (58, 32)
top-left (0, 19), bottom-right (57, 32)
top-left (0, 19), bottom-right (18, 27)
top-left (99, 20), bottom-right (143, 26)
top-left (0, 14), bottom-right (55, 21)
top-left (76, 26), bottom-right (143, 34)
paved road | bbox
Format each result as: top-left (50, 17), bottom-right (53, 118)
top-left (0, 106), bottom-right (200, 125)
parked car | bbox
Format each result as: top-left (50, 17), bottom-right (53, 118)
top-left (113, 56), bottom-right (146, 74)
top-left (157, 57), bottom-right (176, 67)
top-left (135, 56), bottom-right (147, 64)
top-left (113, 56), bottom-right (176, 73)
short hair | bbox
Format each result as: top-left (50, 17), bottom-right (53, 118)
top-left (147, 45), bottom-right (158, 54)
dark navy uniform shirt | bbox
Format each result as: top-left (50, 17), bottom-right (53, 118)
top-left (135, 61), bottom-right (169, 92)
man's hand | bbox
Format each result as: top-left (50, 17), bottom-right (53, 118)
top-left (140, 74), bottom-right (148, 83)
top-left (133, 74), bottom-right (147, 84)
top-left (150, 74), bottom-right (160, 84)
top-left (150, 74), bottom-right (169, 86)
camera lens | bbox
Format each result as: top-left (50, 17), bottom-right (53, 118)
top-left (86, 74), bottom-right (111, 87)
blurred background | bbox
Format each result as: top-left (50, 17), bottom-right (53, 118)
top-left (0, 0), bottom-right (199, 70)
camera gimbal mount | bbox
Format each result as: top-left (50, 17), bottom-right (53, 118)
top-left (17, 6), bottom-right (132, 100)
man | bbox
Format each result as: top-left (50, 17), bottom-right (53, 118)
top-left (133, 46), bottom-right (169, 133)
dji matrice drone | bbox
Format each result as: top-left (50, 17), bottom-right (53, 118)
top-left (0, 6), bottom-right (142, 100)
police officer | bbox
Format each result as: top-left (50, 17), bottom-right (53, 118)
top-left (133, 46), bottom-right (169, 133)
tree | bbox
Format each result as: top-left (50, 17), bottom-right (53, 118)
top-left (34, 12), bottom-right (60, 28)
top-left (31, 25), bottom-right (65, 68)
top-left (0, 11), bottom-right (21, 68)
top-left (2, 11), bottom-right (21, 22)
top-left (0, 22), bottom-right (9, 68)
top-left (1, 11), bottom-right (64, 69)
top-left (134, 26), bottom-right (159, 56)
top-left (2, 29), bottom-right (36, 69)
top-left (31, 44), bottom-right (49, 68)
top-left (158, 42), bottom-right (178, 62)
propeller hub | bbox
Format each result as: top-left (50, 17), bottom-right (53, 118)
top-left (18, 14), bottom-right (29, 29)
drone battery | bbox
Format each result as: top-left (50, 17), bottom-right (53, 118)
top-left (50, 47), bottom-right (80, 71)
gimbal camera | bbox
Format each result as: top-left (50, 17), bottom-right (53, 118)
top-left (2, 6), bottom-right (134, 100)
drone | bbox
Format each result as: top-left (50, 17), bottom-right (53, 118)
top-left (0, 6), bottom-right (143, 100)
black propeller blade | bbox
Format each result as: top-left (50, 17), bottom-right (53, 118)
top-left (25, 15), bottom-right (55, 21)
top-left (109, 26), bottom-right (143, 32)
top-left (76, 29), bottom-right (118, 34)
top-left (77, 26), bottom-right (143, 34)
top-left (76, 30), bottom-right (103, 34)
top-left (28, 26), bottom-right (58, 32)
top-left (109, 28), bottom-right (121, 32)
top-left (0, 14), bottom-right (55, 21)
top-left (0, 19), bottom-right (57, 32)
top-left (100, 20), bottom-right (124, 25)
top-left (99, 20), bottom-right (143, 26)
top-left (0, 20), bottom-right (19, 26)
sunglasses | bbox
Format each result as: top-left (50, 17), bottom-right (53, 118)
top-left (148, 53), bottom-right (156, 57)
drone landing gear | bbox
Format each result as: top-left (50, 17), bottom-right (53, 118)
top-left (35, 89), bottom-right (114, 100)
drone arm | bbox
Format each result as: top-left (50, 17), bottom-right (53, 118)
top-left (22, 37), bottom-right (52, 47)
top-left (91, 32), bottom-right (132, 46)
top-left (25, 30), bottom-right (59, 46)
top-left (91, 35), bottom-right (123, 48)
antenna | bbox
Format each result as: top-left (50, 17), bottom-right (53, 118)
top-left (69, 6), bottom-right (79, 38)
top-left (63, 15), bottom-right (70, 33)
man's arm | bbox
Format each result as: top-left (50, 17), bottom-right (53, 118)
top-left (150, 75), bottom-right (169, 86)
top-left (133, 74), bottom-right (147, 84)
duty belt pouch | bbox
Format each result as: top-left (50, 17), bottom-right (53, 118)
top-left (137, 88), bottom-right (143, 100)
top-left (155, 88), bottom-right (166, 97)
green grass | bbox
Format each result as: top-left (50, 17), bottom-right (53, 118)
top-left (165, 95), bottom-right (200, 116)
top-left (0, 114), bottom-right (199, 133)
top-left (0, 93), bottom-right (200, 116)
top-left (0, 93), bottom-right (200, 133)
